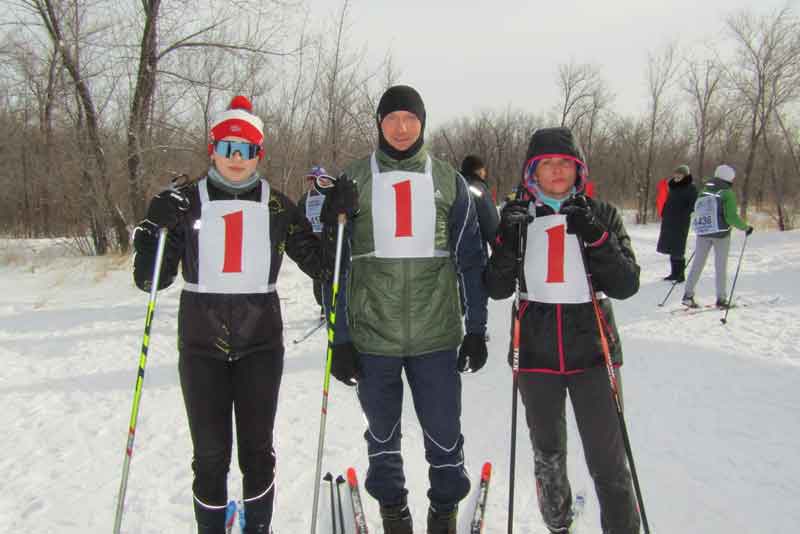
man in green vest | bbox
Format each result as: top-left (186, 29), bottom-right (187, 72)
top-left (320, 85), bottom-right (489, 534)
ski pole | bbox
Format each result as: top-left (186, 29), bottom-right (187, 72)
top-left (507, 222), bottom-right (524, 534)
top-left (335, 475), bottom-right (347, 534)
top-left (721, 234), bottom-right (749, 325)
top-left (113, 228), bottom-right (169, 534)
top-left (310, 213), bottom-right (347, 534)
top-left (657, 250), bottom-right (695, 307)
top-left (577, 238), bottom-right (651, 534)
top-left (323, 473), bottom-right (338, 534)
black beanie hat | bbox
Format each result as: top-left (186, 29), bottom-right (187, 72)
top-left (376, 85), bottom-right (426, 160)
top-left (460, 155), bottom-right (485, 177)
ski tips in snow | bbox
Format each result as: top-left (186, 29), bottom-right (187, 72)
top-left (346, 467), bottom-right (359, 487)
top-left (480, 461), bottom-right (492, 481)
top-left (346, 467), bottom-right (369, 534)
top-left (470, 461), bottom-right (492, 534)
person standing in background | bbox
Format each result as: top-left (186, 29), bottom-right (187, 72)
top-left (297, 165), bottom-right (333, 318)
top-left (656, 164), bottom-right (698, 282)
top-left (460, 155), bottom-right (499, 251)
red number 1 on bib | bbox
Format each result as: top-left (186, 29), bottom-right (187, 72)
top-left (222, 211), bottom-right (244, 273)
top-left (393, 180), bottom-right (413, 237)
top-left (545, 224), bottom-right (565, 283)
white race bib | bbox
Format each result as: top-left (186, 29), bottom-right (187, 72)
top-left (304, 193), bottom-right (325, 234)
top-left (370, 153), bottom-right (437, 258)
top-left (692, 194), bottom-right (722, 235)
top-left (523, 214), bottom-right (592, 304)
top-left (193, 179), bottom-right (272, 294)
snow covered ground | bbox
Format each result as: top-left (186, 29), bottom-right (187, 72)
top-left (1, 222), bottom-right (798, 533)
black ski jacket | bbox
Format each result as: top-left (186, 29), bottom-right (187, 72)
top-left (656, 175), bottom-right (697, 256)
top-left (463, 173), bottom-right (499, 247)
top-left (486, 196), bottom-right (639, 373)
top-left (133, 178), bottom-right (325, 360)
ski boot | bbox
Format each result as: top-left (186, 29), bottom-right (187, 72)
top-left (380, 496), bottom-right (413, 534)
top-left (426, 503), bottom-right (457, 534)
top-left (681, 295), bottom-right (699, 308)
top-left (194, 499), bottom-right (227, 534)
top-left (715, 298), bottom-right (730, 309)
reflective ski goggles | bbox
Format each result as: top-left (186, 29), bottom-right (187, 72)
top-left (313, 173), bottom-right (336, 192)
top-left (213, 140), bottom-right (262, 160)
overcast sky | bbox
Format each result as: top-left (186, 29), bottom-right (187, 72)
top-left (308, 0), bottom-right (795, 128)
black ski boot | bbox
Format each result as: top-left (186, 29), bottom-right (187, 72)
top-left (673, 258), bottom-right (686, 283)
top-left (665, 258), bottom-right (685, 282)
top-left (242, 488), bottom-right (274, 534)
top-left (193, 499), bottom-right (226, 534)
top-left (715, 298), bottom-right (730, 309)
top-left (426, 503), bottom-right (457, 534)
top-left (380, 496), bottom-right (413, 534)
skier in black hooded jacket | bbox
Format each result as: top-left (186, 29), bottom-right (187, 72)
top-left (486, 127), bottom-right (642, 534)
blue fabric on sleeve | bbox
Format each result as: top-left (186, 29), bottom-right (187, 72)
top-left (451, 174), bottom-right (489, 336)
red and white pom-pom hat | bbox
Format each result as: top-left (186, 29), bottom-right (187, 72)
top-left (208, 95), bottom-right (265, 157)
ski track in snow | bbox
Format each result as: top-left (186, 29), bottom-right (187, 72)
top-left (1, 225), bottom-right (799, 533)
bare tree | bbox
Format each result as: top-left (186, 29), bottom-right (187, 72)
top-left (683, 53), bottom-right (726, 178)
top-left (556, 61), bottom-right (600, 130)
top-left (724, 6), bottom-right (800, 217)
top-left (640, 43), bottom-right (679, 223)
top-left (22, 0), bottom-right (129, 253)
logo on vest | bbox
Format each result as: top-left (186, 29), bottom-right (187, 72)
top-left (434, 189), bottom-right (443, 199)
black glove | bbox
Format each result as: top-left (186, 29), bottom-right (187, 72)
top-left (560, 195), bottom-right (606, 244)
top-left (497, 200), bottom-right (532, 245)
top-left (458, 333), bottom-right (488, 373)
top-left (330, 342), bottom-right (360, 386)
top-left (142, 188), bottom-right (190, 232)
top-left (746, 226), bottom-right (754, 236)
top-left (320, 174), bottom-right (359, 226)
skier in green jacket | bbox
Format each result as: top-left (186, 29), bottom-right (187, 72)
top-left (682, 164), bottom-right (754, 308)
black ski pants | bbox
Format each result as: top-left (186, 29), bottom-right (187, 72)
top-left (518, 366), bottom-right (640, 534)
top-left (179, 347), bottom-right (283, 531)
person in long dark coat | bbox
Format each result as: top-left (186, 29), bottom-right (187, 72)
top-left (656, 164), bottom-right (698, 281)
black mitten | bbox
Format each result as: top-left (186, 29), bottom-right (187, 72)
top-left (142, 188), bottom-right (190, 232)
top-left (560, 194), bottom-right (605, 244)
top-left (330, 342), bottom-right (361, 386)
top-left (319, 174), bottom-right (359, 226)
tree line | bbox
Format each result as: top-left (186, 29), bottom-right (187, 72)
top-left (0, 1), bottom-right (798, 255)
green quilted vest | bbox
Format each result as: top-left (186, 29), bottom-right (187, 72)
top-left (344, 147), bottom-right (463, 356)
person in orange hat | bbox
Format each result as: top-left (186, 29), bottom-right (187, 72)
top-left (132, 95), bottom-right (329, 533)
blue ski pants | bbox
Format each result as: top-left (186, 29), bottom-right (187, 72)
top-left (356, 350), bottom-right (470, 508)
